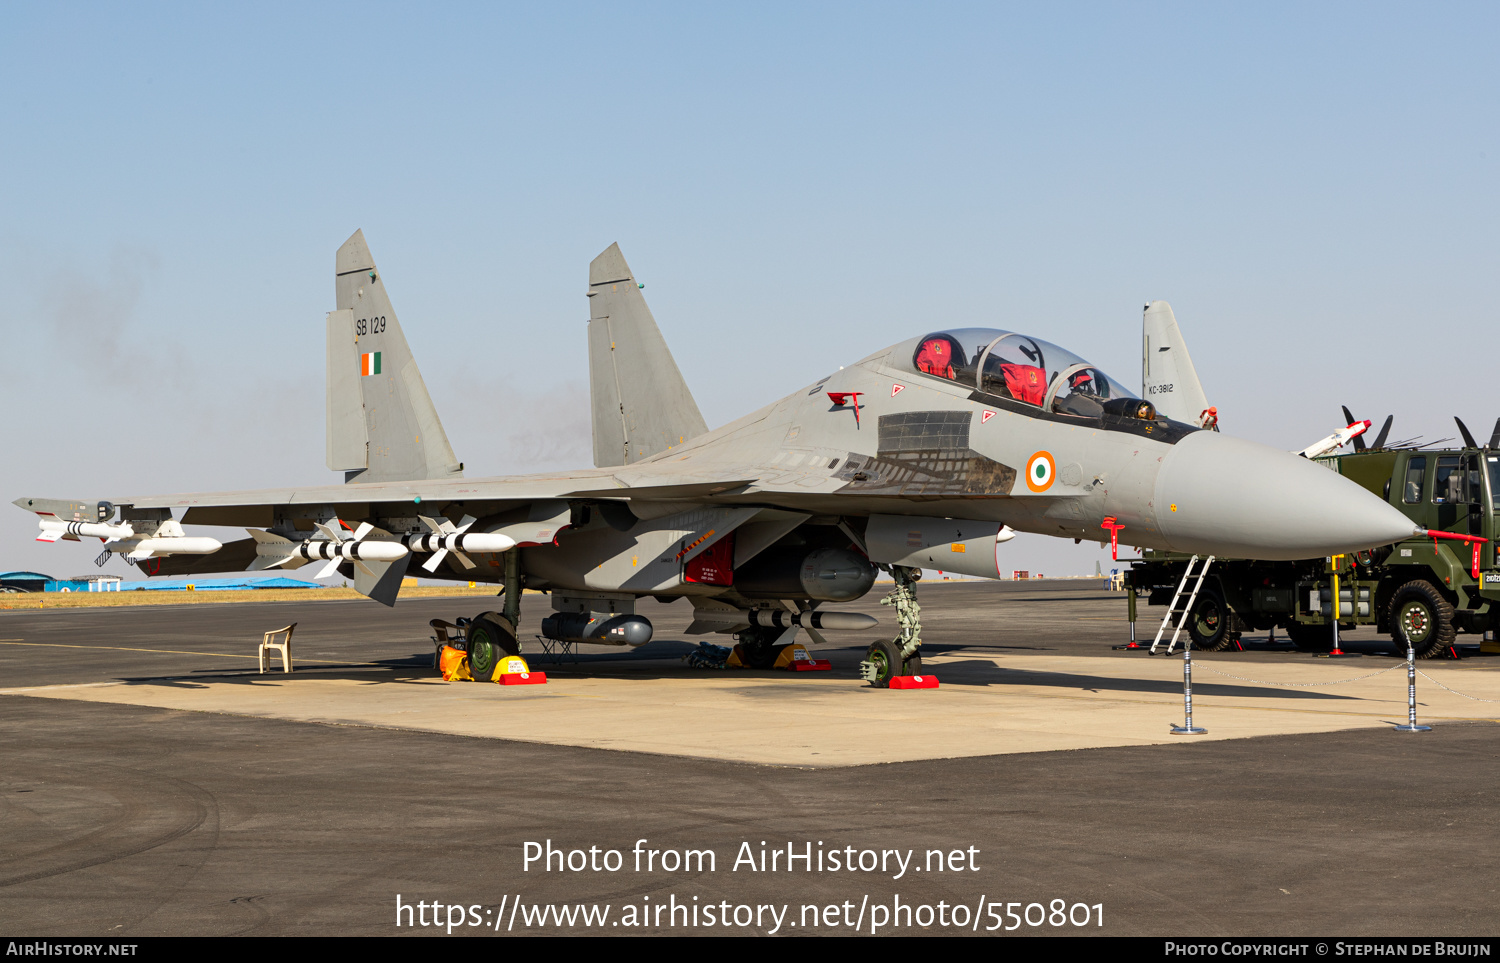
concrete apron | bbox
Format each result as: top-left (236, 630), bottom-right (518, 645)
top-left (4, 652), bottom-right (1496, 768)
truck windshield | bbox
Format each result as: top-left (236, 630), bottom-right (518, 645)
top-left (1490, 455), bottom-right (1499, 511)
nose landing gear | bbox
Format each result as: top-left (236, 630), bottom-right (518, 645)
top-left (861, 565), bottom-right (925, 687)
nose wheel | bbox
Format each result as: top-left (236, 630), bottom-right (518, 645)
top-left (861, 637), bottom-right (924, 687)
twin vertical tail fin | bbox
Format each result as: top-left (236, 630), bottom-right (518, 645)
top-left (326, 230), bottom-right (463, 484)
top-left (326, 235), bottom-right (702, 479)
top-left (587, 244), bottom-right (708, 467)
top-left (1142, 301), bottom-right (1213, 428)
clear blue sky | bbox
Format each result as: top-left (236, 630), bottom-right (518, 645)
top-left (2, 3), bottom-right (1495, 578)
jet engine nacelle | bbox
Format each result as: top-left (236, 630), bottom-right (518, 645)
top-left (864, 515), bottom-right (1016, 580)
top-left (540, 612), bottom-right (654, 646)
top-left (734, 547), bottom-right (877, 602)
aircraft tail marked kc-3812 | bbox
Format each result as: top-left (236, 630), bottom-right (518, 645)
top-left (16, 231), bottom-right (1420, 685)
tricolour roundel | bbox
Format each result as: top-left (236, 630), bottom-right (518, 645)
top-left (1025, 451), bottom-right (1056, 492)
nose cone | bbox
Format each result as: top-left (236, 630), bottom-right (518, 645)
top-left (1156, 432), bottom-right (1418, 560)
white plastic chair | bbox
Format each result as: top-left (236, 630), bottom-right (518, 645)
top-left (259, 623), bottom-right (297, 673)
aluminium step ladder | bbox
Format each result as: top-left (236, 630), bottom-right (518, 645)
top-left (1149, 555), bottom-right (1216, 655)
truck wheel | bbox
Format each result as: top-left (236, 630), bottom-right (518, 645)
top-left (1388, 581), bottom-right (1456, 659)
top-left (1187, 592), bottom-right (1238, 652)
top-left (1285, 622), bottom-right (1333, 653)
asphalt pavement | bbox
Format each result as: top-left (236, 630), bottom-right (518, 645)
top-left (2, 581), bottom-right (1496, 937)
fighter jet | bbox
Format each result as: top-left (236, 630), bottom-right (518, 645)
top-left (15, 232), bottom-right (1420, 686)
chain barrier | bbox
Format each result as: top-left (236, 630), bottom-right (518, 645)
top-left (1415, 670), bottom-right (1500, 704)
top-left (1187, 659), bottom-right (1498, 703)
top-left (1157, 619), bottom-right (1480, 732)
top-left (1189, 661), bottom-right (1404, 688)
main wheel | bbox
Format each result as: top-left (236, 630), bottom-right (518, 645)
top-left (1186, 591), bottom-right (1239, 652)
top-left (865, 638), bottom-right (902, 688)
top-left (1285, 621), bottom-right (1333, 653)
top-left (1388, 580), bottom-right (1456, 659)
top-left (735, 627), bottom-right (781, 669)
top-left (468, 615), bottom-right (519, 681)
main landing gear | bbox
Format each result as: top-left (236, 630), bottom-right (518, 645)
top-left (467, 550), bottom-right (524, 680)
top-left (861, 565), bottom-right (924, 688)
top-left (466, 611), bottom-right (519, 680)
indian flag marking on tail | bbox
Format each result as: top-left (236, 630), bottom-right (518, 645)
top-left (361, 352), bottom-right (382, 376)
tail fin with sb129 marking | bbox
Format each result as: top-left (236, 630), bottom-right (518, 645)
top-left (326, 229), bottom-right (464, 484)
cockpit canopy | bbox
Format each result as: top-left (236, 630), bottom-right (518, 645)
top-left (909, 328), bottom-right (1148, 421)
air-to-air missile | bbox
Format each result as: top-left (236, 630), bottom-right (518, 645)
top-left (248, 522), bottom-right (408, 579)
top-left (539, 604), bottom-right (882, 649)
top-left (694, 607), bottom-right (881, 632)
top-left (35, 518), bottom-right (135, 543)
top-left (401, 516), bottom-right (518, 572)
top-left (34, 517), bottom-right (222, 558)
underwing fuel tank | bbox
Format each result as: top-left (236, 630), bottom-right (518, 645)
top-left (540, 612), bottom-right (654, 646)
top-left (1152, 431), bottom-right (1420, 560)
top-left (734, 547), bottom-right (877, 602)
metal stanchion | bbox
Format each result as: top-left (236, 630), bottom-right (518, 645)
top-left (1393, 625), bottom-right (1432, 733)
top-left (1171, 638), bottom-right (1207, 735)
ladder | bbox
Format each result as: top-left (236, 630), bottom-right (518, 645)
top-left (1150, 555), bottom-right (1216, 655)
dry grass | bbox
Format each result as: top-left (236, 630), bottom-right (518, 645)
top-left (0, 585), bottom-right (513, 610)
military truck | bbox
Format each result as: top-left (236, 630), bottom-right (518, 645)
top-left (1128, 418), bottom-right (1498, 659)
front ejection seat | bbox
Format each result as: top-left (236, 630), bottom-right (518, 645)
top-left (915, 335), bottom-right (961, 380)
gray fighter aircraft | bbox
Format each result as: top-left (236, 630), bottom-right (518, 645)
top-left (16, 232), bottom-right (1420, 685)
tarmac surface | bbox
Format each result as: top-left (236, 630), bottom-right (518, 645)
top-left (2, 580), bottom-right (1498, 937)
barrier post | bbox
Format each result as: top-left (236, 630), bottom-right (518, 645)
top-left (1393, 626), bottom-right (1431, 733)
top-left (1171, 639), bottom-right (1207, 735)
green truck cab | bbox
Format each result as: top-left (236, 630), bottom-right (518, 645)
top-left (1130, 440), bottom-right (1497, 659)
